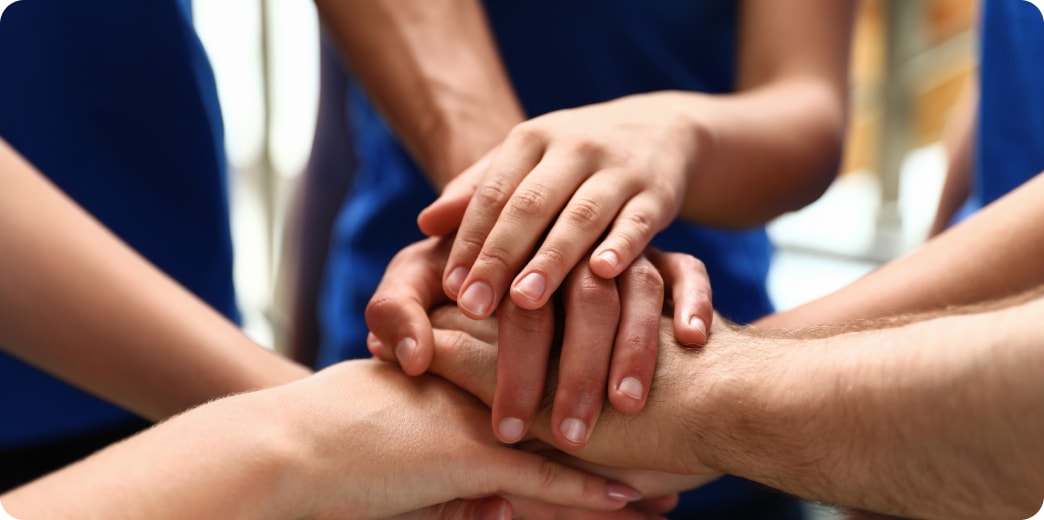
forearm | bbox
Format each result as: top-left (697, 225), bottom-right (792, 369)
top-left (761, 171), bottom-right (1044, 328)
top-left (929, 81), bottom-right (977, 237)
top-left (693, 301), bottom-right (1044, 518)
top-left (1, 391), bottom-right (309, 519)
top-left (667, 80), bottom-right (846, 227)
top-left (314, 0), bottom-right (523, 187)
top-left (0, 140), bottom-right (309, 421)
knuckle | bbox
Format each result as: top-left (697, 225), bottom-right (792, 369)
top-left (505, 185), bottom-right (550, 220)
top-left (537, 458), bottom-right (564, 488)
top-left (455, 229), bottom-right (488, 256)
top-left (473, 176), bottom-right (514, 209)
top-left (509, 121), bottom-right (544, 144)
top-left (625, 262), bottom-right (664, 292)
top-left (563, 197), bottom-right (603, 231)
top-left (574, 275), bottom-right (619, 309)
top-left (364, 293), bottom-right (399, 325)
top-left (532, 245), bottom-right (568, 272)
top-left (624, 211), bottom-right (656, 239)
top-left (566, 135), bottom-right (601, 156)
top-left (475, 243), bottom-right (516, 272)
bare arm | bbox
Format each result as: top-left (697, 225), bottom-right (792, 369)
top-left (313, 0), bottom-right (524, 188)
top-left (0, 360), bottom-right (637, 519)
top-left (430, 293), bottom-right (1044, 519)
top-left (760, 170), bottom-right (1044, 328)
top-left (928, 79), bottom-right (978, 237)
top-left (0, 139), bottom-right (309, 421)
top-left (421, 0), bottom-right (854, 319)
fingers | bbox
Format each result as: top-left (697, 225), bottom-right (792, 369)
top-left (551, 262), bottom-right (620, 449)
top-left (392, 498), bottom-right (512, 520)
top-left (418, 148), bottom-right (498, 238)
top-left (607, 255), bottom-right (663, 414)
top-left (430, 327), bottom-right (497, 406)
top-left (491, 299), bottom-right (555, 443)
top-left (442, 127), bottom-right (546, 309)
top-left (365, 237), bottom-right (453, 375)
top-left (509, 169), bottom-right (638, 310)
top-left (646, 249), bottom-right (712, 346)
top-left (590, 192), bottom-right (675, 279)
top-left (505, 497), bottom-right (666, 519)
top-left (481, 448), bottom-right (642, 511)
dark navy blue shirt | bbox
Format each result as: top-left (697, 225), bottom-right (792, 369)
top-left (0, 0), bottom-right (237, 446)
top-left (971, 0), bottom-right (1044, 209)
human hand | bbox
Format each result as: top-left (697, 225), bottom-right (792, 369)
top-left (427, 305), bottom-right (720, 476)
top-left (417, 93), bottom-right (699, 319)
top-left (367, 242), bottom-right (712, 446)
top-left (271, 359), bottom-right (645, 519)
top-left (395, 444), bottom-right (712, 520)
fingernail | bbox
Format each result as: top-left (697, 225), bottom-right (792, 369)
top-left (606, 482), bottom-right (643, 502)
top-left (460, 281), bottom-right (494, 316)
top-left (514, 272), bottom-right (546, 303)
top-left (690, 316), bottom-right (707, 338)
top-left (394, 337), bottom-right (416, 366)
top-left (597, 249), bottom-right (620, 271)
top-left (498, 417), bottom-right (525, 443)
top-left (446, 266), bottom-right (468, 296)
top-left (475, 499), bottom-right (510, 520)
top-left (560, 417), bottom-right (588, 444)
top-left (618, 377), bottom-right (644, 400)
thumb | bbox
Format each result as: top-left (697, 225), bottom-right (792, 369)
top-left (418, 148), bottom-right (495, 237)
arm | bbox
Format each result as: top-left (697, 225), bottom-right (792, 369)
top-left (0, 360), bottom-right (639, 519)
top-left (312, 0), bottom-right (524, 188)
top-left (429, 292), bottom-right (1044, 519)
top-left (760, 170), bottom-right (1044, 328)
top-left (0, 139), bottom-right (309, 421)
top-left (928, 79), bottom-right (978, 237)
top-left (422, 0), bottom-right (854, 317)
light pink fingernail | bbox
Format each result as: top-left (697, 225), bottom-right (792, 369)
top-left (446, 266), bottom-right (468, 296)
top-left (395, 337), bottom-right (417, 366)
top-left (460, 282), bottom-right (494, 316)
top-left (618, 377), bottom-right (644, 400)
top-left (690, 316), bottom-right (707, 337)
top-left (514, 272), bottom-right (546, 303)
top-left (597, 250), bottom-right (620, 271)
top-left (498, 417), bottom-right (525, 443)
top-left (606, 482), bottom-right (643, 502)
top-left (560, 417), bottom-right (588, 444)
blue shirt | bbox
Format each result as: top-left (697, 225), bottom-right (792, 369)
top-left (318, 1), bottom-right (780, 515)
top-left (0, 0), bottom-right (236, 447)
top-left (971, 0), bottom-right (1044, 210)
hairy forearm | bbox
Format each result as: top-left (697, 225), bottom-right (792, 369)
top-left (314, 0), bottom-right (523, 187)
top-left (693, 300), bottom-right (1044, 518)
top-left (1, 391), bottom-right (308, 519)
top-left (0, 140), bottom-right (309, 421)
top-left (761, 171), bottom-right (1044, 329)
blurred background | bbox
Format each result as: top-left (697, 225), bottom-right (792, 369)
top-left (189, 0), bottom-right (978, 352)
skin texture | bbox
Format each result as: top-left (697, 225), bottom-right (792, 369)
top-left (406, 0), bottom-right (853, 447)
top-left (365, 238), bottom-right (712, 448)
top-left (0, 138), bottom-right (672, 518)
top-left (422, 0), bottom-right (853, 323)
top-left (0, 360), bottom-right (651, 519)
top-left (0, 139), bottom-right (310, 422)
top-left (427, 296), bottom-right (1044, 520)
top-left (315, 0), bottom-right (852, 450)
